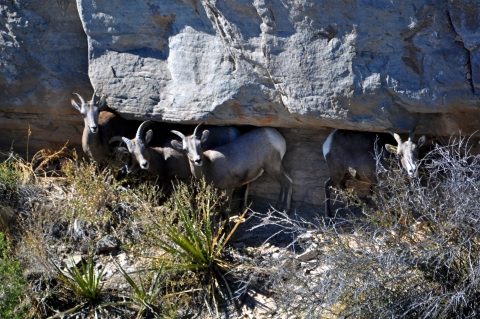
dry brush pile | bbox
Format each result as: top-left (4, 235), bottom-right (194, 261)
top-left (250, 135), bottom-right (480, 318)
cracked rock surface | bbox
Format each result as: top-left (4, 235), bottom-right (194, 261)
top-left (77, 0), bottom-right (480, 134)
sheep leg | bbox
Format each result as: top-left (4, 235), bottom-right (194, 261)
top-left (271, 169), bottom-right (292, 212)
top-left (272, 174), bottom-right (285, 211)
top-left (284, 172), bottom-right (293, 211)
top-left (243, 183), bottom-right (249, 209)
top-left (325, 178), bottom-right (333, 218)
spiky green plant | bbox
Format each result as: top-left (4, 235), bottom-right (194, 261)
top-left (112, 258), bottom-right (175, 318)
top-left (50, 250), bottom-right (105, 301)
top-left (148, 180), bottom-right (246, 310)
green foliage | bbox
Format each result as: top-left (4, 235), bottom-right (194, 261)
top-left (50, 250), bottom-right (105, 301)
top-left (0, 232), bottom-right (28, 319)
top-left (159, 182), bottom-right (229, 270)
top-left (0, 157), bottom-right (21, 189)
top-left (113, 259), bottom-right (177, 318)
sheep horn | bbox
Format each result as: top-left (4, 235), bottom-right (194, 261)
top-left (73, 93), bottom-right (86, 106)
top-left (171, 130), bottom-right (186, 141)
top-left (91, 90), bottom-right (97, 105)
top-left (386, 130), bottom-right (403, 145)
top-left (136, 121), bottom-right (153, 140)
top-left (409, 124), bottom-right (423, 141)
top-left (193, 122), bottom-right (205, 137)
top-left (109, 136), bottom-right (131, 146)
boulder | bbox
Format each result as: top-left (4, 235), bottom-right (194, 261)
top-left (76, 0), bottom-right (480, 134)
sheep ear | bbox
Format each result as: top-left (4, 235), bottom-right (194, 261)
top-left (98, 94), bottom-right (107, 110)
top-left (145, 130), bottom-right (153, 144)
top-left (201, 130), bottom-right (210, 144)
top-left (171, 139), bottom-right (183, 150)
top-left (385, 144), bottom-right (397, 153)
top-left (348, 167), bottom-right (357, 178)
top-left (417, 135), bottom-right (426, 148)
top-left (71, 100), bottom-right (81, 112)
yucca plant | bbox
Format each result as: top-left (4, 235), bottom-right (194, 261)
top-left (50, 250), bottom-right (105, 302)
top-left (151, 180), bottom-right (246, 311)
top-left (112, 258), bottom-right (175, 318)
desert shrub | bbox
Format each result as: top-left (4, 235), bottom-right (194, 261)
top-left (0, 232), bottom-right (29, 319)
top-left (254, 135), bottom-right (480, 318)
top-left (0, 151), bottom-right (36, 237)
top-left (17, 155), bottom-right (164, 317)
top-left (0, 153), bottom-right (22, 190)
top-left (57, 157), bottom-right (160, 246)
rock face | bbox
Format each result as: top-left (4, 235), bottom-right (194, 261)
top-left (2, 0), bottom-right (480, 209)
top-left (78, 0), bottom-right (480, 134)
top-left (0, 0), bottom-right (90, 155)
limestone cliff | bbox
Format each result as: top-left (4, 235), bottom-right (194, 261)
top-left (78, 0), bottom-right (479, 134)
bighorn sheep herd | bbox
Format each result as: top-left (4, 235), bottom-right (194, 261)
top-left (73, 92), bottom-right (428, 216)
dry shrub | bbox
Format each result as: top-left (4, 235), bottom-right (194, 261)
top-left (253, 135), bottom-right (480, 319)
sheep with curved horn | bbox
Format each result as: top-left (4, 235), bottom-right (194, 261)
top-left (171, 124), bottom-right (293, 212)
top-left (322, 125), bottom-right (426, 218)
top-left (109, 121), bottom-right (191, 180)
top-left (71, 91), bottom-right (138, 164)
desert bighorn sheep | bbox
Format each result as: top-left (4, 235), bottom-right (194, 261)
top-left (171, 124), bottom-right (293, 211)
top-left (323, 125), bottom-right (426, 218)
top-left (110, 121), bottom-right (241, 180)
top-left (71, 91), bottom-right (137, 164)
top-left (109, 121), bottom-right (191, 180)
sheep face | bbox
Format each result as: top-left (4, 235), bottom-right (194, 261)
top-left (174, 130), bottom-right (210, 167)
top-left (125, 130), bottom-right (153, 170)
top-left (71, 92), bottom-right (106, 134)
top-left (386, 135), bottom-right (426, 177)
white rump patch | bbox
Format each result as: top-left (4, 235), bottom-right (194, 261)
top-left (322, 131), bottom-right (334, 159)
top-left (265, 128), bottom-right (287, 157)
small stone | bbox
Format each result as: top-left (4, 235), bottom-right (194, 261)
top-left (297, 231), bottom-right (314, 243)
top-left (56, 245), bottom-right (69, 254)
top-left (63, 254), bottom-right (83, 269)
top-left (117, 252), bottom-right (128, 266)
top-left (96, 235), bottom-right (120, 254)
top-left (296, 246), bottom-right (318, 262)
